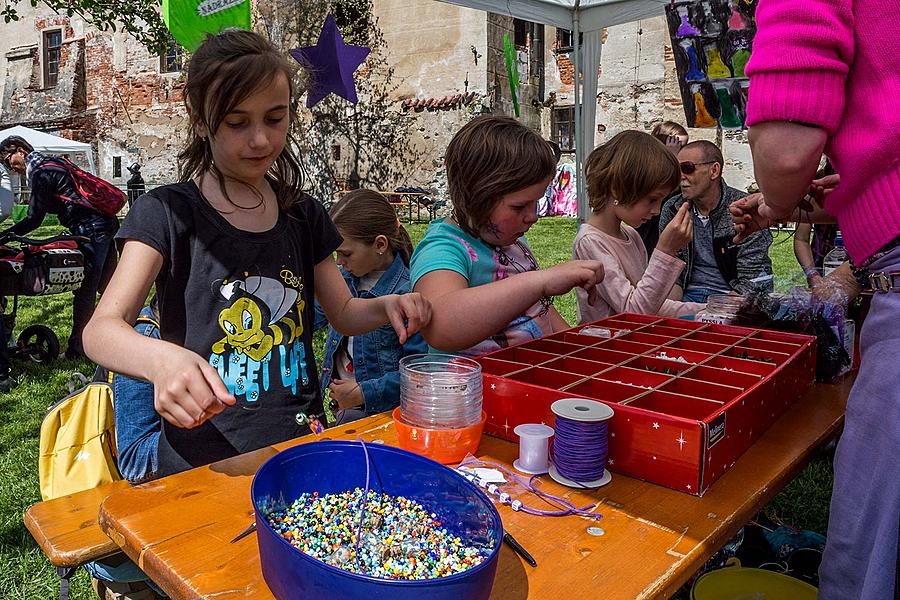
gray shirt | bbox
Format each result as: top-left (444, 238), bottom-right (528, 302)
top-left (687, 210), bottom-right (731, 293)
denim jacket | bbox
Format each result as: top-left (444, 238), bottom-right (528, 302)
top-left (314, 254), bottom-right (427, 415)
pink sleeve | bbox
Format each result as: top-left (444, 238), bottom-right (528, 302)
top-left (745, 0), bottom-right (854, 134)
top-left (657, 298), bottom-right (706, 318)
top-left (575, 234), bottom-right (693, 316)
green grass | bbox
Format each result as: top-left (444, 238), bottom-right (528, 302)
top-left (0, 221), bottom-right (831, 599)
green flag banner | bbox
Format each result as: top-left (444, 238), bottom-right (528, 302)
top-left (162, 0), bottom-right (252, 52)
top-left (503, 33), bottom-right (520, 118)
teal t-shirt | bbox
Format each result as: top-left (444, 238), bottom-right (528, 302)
top-left (410, 220), bottom-right (553, 356)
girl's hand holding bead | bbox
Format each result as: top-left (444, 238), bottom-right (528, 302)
top-left (150, 345), bottom-right (236, 429)
top-left (540, 260), bottom-right (605, 305)
top-left (383, 292), bottom-right (431, 343)
top-left (329, 378), bottom-right (364, 409)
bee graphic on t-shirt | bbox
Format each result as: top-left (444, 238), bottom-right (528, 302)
top-left (212, 276), bottom-right (301, 362)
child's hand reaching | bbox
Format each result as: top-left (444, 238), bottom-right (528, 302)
top-left (540, 260), bottom-right (605, 305)
top-left (150, 346), bottom-right (236, 429)
top-left (657, 203), bottom-right (693, 256)
top-left (329, 378), bottom-right (364, 410)
top-left (382, 292), bottom-right (432, 343)
top-left (665, 134), bottom-right (686, 154)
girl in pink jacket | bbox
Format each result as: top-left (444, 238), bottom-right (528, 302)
top-left (573, 130), bottom-right (705, 323)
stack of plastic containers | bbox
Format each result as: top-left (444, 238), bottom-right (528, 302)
top-left (399, 354), bottom-right (483, 428)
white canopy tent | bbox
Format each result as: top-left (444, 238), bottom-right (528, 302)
top-left (437, 0), bottom-right (665, 221)
top-left (0, 125), bottom-right (96, 174)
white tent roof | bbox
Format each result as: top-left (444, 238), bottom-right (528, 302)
top-left (438, 0), bottom-right (664, 221)
top-left (439, 0), bottom-right (664, 31)
top-left (0, 125), bottom-right (96, 174)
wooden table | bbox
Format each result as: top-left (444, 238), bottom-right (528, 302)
top-left (97, 377), bottom-right (850, 599)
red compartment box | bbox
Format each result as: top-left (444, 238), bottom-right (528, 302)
top-left (475, 313), bottom-right (816, 495)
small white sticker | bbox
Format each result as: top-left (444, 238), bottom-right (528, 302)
top-left (197, 0), bottom-right (247, 17)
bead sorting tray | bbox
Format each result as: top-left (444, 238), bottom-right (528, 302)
top-left (475, 313), bottom-right (816, 495)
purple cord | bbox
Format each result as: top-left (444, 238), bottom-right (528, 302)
top-left (459, 458), bottom-right (602, 521)
top-left (550, 416), bottom-right (608, 485)
top-left (354, 436), bottom-right (371, 571)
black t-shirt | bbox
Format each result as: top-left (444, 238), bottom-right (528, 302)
top-left (117, 182), bottom-right (342, 475)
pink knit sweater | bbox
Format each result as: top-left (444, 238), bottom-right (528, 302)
top-left (745, 0), bottom-right (900, 263)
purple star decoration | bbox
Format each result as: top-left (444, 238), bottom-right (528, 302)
top-left (290, 14), bottom-right (371, 108)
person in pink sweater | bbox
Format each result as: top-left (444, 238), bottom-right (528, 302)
top-left (734, 0), bottom-right (900, 597)
top-left (573, 130), bottom-right (705, 323)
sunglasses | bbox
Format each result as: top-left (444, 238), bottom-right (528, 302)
top-left (679, 160), bottom-right (716, 174)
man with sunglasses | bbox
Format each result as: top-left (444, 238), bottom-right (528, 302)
top-left (659, 140), bottom-right (772, 303)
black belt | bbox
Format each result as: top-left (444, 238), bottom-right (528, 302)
top-left (851, 234), bottom-right (900, 292)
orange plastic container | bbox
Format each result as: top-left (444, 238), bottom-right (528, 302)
top-left (392, 408), bottom-right (486, 464)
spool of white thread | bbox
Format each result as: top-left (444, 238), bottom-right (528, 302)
top-left (513, 423), bottom-right (554, 474)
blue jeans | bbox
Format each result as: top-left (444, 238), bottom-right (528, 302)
top-left (334, 408), bottom-right (367, 426)
top-left (69, 216), bottom-right (119, 356)
top-left (86, 307), bottom-right (163, 591)
top-left (83, 557), bottom-right (167, 597)
top-left (114, 307), bottom-right (161, 484)
top-left (681, 287), bottom-right (726, 303)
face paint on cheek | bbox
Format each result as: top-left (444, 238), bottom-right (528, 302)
top-left (486, 221), bottom-right (502, 237)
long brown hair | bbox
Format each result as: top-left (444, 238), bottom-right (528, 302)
top-left (329, 190), bottom-right (414, 266)
top-left (445, 116), bottom-right (555, 238)
top-left (585, 130), bottom-right (680, 210)
top-left (178, 29), bottom-right (307, 210)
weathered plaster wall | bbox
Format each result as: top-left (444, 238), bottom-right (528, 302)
top-left (0, 5), bottom-right (755, 202)
top-left (0, 5), bottom-right (186, 189)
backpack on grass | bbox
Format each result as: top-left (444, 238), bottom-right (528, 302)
top-left (37, 314), bottom-right (158, 501)
top-left (40, 156), bottom-right (126, 217)
top-left (38, 369), bottom-right (119, 500)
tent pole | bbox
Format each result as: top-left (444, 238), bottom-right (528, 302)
top-left (572, 4), bottom-right (584, 224)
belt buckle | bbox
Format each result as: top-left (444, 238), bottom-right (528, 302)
top-left (868, 271), bottom-right (900, 293)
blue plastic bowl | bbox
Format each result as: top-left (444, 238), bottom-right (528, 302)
top-left (251, 441), bottom-right (503, 600)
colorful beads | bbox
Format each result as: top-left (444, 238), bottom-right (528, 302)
top-left (264, 488), bottom-right (489, 579)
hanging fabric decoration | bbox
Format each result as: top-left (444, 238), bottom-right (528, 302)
top-left (290, 14), bottom-right (371, 108)
top-left (503, 33), bottom-right (521, 118)
top-left (162, 0), bottom-right (251, 52)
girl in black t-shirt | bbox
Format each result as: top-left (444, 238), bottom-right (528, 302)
top-left (82, 30), bottom-right (430, 475)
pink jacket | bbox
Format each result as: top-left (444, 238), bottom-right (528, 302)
top-left (572, 223), bottom-right (704, 323)
top-left (745, 0), bottom-right (900, 263)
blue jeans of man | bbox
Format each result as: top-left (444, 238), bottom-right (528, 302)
top-left (68, 216), bottom-right (118, 356)
top-left (682, 287), bottom-right (726, 303)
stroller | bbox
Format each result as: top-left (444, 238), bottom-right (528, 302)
top-left (0, 233), bottom-right (87, 364)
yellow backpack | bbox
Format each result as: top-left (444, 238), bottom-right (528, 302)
top-left (38, 370), bottom-right (120, 500)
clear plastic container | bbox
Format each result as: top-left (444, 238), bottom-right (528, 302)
top-left (399, 354), bottom-right (483, 429)
top-left (695, 294), bottom-right (745, 325)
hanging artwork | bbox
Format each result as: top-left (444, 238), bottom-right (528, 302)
top-left (290, 14), bottom-right (371, 108)
top-left (162, 0), bottom-right (251, 52)
top-left (549, 164), bottom-right (577, 217)
top-left (666, 0), bottom-right (758, 129)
